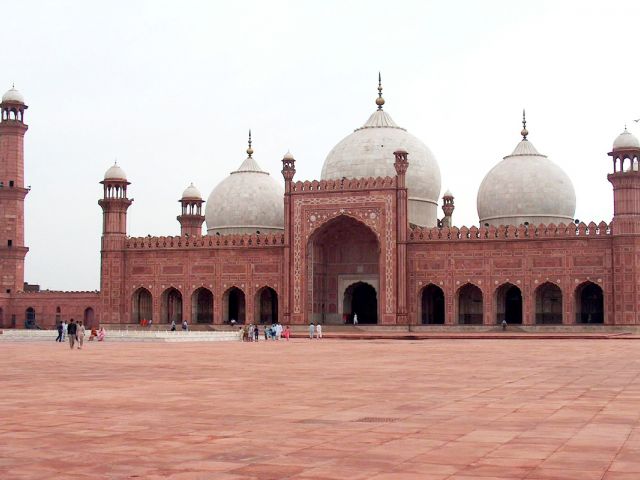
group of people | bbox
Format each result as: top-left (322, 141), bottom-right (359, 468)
top-left (56, 320), bottom-right (105, 349)
top-left (309, 323), bottom-right (323, 339)
top-left (242, 323), bottom-right (290, 341)
top-left (169, 320), bottom-right (189, 332)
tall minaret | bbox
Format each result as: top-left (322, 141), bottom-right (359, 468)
top-left (177, 183), bottom-right (204, 236)
top-left (0, 86), bottom-right (29, 294)
top-left (98, 163), bottom-right (132, 324)
top-left (608, 127), bottom-right (640, 324)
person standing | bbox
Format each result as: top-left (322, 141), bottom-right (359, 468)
top-left (61, 320), bottom-right (68, 342)
top-left (353, 313), bottom-right (358, 325)
top-left (77, 321), bottom-right (86, 349)
top-left (67, 320), bottom-right (77, 350)
top-left (182, 320), bottom-right (188, 332)
top-left (55, 322), bottom-right (63, 342)
top-left (284, 325), bottom-right (290, 341)
top-left (316, 323), bottom-right (323, 340)
top-left (309, 322), bottom-right (315, 339)
top-left (170, 320), bottom-right (176, 332)
top-left (254, 325), bottom-right (260, 342)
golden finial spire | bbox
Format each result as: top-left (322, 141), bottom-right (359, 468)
top-left (376, 72), bottom-right (385, 110)
top-left (521, 109), bottom-right (528, 140)
top-left (246, 129), bottom-right (254, 157)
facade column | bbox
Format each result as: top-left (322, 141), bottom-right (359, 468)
top-left (394, 150), bottom-right (409, 325)
top-left (281, 152), bottom-right (296, 325)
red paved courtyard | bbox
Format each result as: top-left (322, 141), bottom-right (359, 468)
top-left (2, 338), bottom-right (640, 479)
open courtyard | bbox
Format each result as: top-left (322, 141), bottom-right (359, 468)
top-left (2, 338), bottom-right (640, 479)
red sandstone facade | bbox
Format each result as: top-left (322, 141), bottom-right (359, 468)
top-left (1, 97), bottom-right (638, 329)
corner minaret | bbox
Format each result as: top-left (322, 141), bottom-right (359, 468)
top-left (0, 86), bottom-right (30, 293)
top-left (177, 183), bottom-right (204, 236)
top-left (608, 127), bottom-right (640, 234)
top-left (98, 163), bottom-right (132, 249)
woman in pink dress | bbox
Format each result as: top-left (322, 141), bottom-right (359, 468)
top-left (284, 325), bottom-right (290, 341)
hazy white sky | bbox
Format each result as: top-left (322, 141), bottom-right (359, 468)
top-left (3, 0), bottom-right (639, 290)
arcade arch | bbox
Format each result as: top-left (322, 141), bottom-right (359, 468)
top-left (535, 282), bottom-right (563, 324)
top-left (223, 287), bottom-right (246, 324)
top-left (191, 287), bottom-right (213, 324)
top-left (255, 286), bottom-right (278, 324)
top-left (420, 284), bottom-right (445, 324)
top-left (457, 284), bottom-right (483, 324)
top-left (84, 307), bottom-right (95, 329)
top-left (495, 283), bottom-right (522, 324)
top-left (576, 281), bottom-right (604, 324)
top-left (132, 287), bottom-right (153, 324)
top-left (161, 287), bottom-right (183, 324)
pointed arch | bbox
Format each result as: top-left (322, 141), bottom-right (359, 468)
top-left (535, 282), bottom-right (563, 324)
top-left (223, 286), bottom-right (246, 324)
top-left (161, 287), bottom-right (183, 324)
top-left (420, 284), bottom-right (445, 324)
top-left (457, 283), bottom-right (483, 325)
top-left (254, 286), bottom-right (278, 324)
top-left (575, 281), bottom-right (604, 324)
top-left (495, 282), bottom-right (522, 324)
top-left (132, 287), bottom-right (153, 324)
top-left (191, 287), bottom-right (213, 324)
top-left (83, 307), bottom-right (95, 329)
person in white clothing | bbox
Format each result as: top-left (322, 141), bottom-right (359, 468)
top-left (353, 313), bottom-right (358, 325)
top-left (61, 320), bottom-right (68, 341)
top-left (316, 323), bottom-right (322, 339)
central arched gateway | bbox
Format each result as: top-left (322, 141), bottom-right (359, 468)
top-left (307, 215), bottom-right (380, 324)
top-left (223, 287), bottom-right (246, 324)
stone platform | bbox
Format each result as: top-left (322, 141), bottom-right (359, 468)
top-left (2, 339), bottom-right (640, 479)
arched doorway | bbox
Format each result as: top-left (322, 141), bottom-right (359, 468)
top-left (25, 307), bottom-right (36, 328)
top-left (495, 283), bottom-right (522, 324)
top-left (255, 287), bottom-right (278, 324)
top-left (535, 282), bottom-right (563, 324)
top-left (0, 307), bottom-right (4, 327)
top-left (161, 288), bottom-right (183, 324)
top-left (83, 308), bottom-right (95, 329)
top-left (343, 282), bottom-right (377, 324)
top-left (223, 287), bottom-right (246, 324)
top-left (132, 287), bottom-right (153, 324)
top-left (191, 287), bottom-right (213, 324)
top-left (421, 284), bottom-right (445, 324)
top-left (307, 215), bottom-right (380, 324)
top-left (457, 284), bottom-right (483, 324)
top-left (55, 306), bottom-right (61, 325)
top-left (576, 282), bottom-right (604, 324)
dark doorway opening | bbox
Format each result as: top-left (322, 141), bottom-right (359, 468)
top-left (535, 282), bottom-right (563, 324)
top-left (192, 288), bottom-right (213, 324)
top-left (224, 287), bottom-right (246, 324)
top-left (458, 284), bottom-right (483, 324)
top-left (344, 282), bottom-right (377, 324)
top-left (576, 282), bottom-right (604, 323)
top-left (421, 284), bottom-right (445, 324)
top-left (496, 284), bottom-right (523, 324)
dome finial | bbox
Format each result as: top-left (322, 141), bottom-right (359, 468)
top-left (521, 109), bottom-right (529, 140)
top-left (376, 72), bottom-right (385, 110)
top-left (246, 129), bottom-right (254, 157)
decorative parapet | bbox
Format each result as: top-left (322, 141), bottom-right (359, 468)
top-left (408, 221), bottom-right (612, 242)
top-left (17, 290), bottom-right (100, 295)
top-left (125, 232), bottom-right (285, 250)
top-left (290, 176), bottom-right (397, 193)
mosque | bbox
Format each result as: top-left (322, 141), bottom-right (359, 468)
top-left (0, 78), bottom-right (638, 330)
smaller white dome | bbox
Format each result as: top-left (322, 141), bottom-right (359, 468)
top-left (443, 189), bottom-right (453, 198)
top-left (182, 182), bottom-right (202, 199)
top-left (613, 128), bottom-right (640, 151)
top-left (2, 87), bottom-right (25, 104)
top-left (104, 163), bottom-right (127, 181)
top-left (283, 150), bottom-right (294, 160)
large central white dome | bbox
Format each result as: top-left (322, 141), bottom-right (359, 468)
top-left (320, 84), bottom-right (441, 227)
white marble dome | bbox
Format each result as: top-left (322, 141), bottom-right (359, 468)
top-left (321, 104), bottom-right (441, 227)
top-left (477, 136), bottom-right (576, 227)
top-left (613, 128), bottom-right (640, 151)
top-left (2, 87), bottom-right (24, 104)
top-left (104, 163), bottom-right (127, 181)
top-left (182, 182), bottom-right (202, 200)
top-left (205, 154), bottom-right (284, 235)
